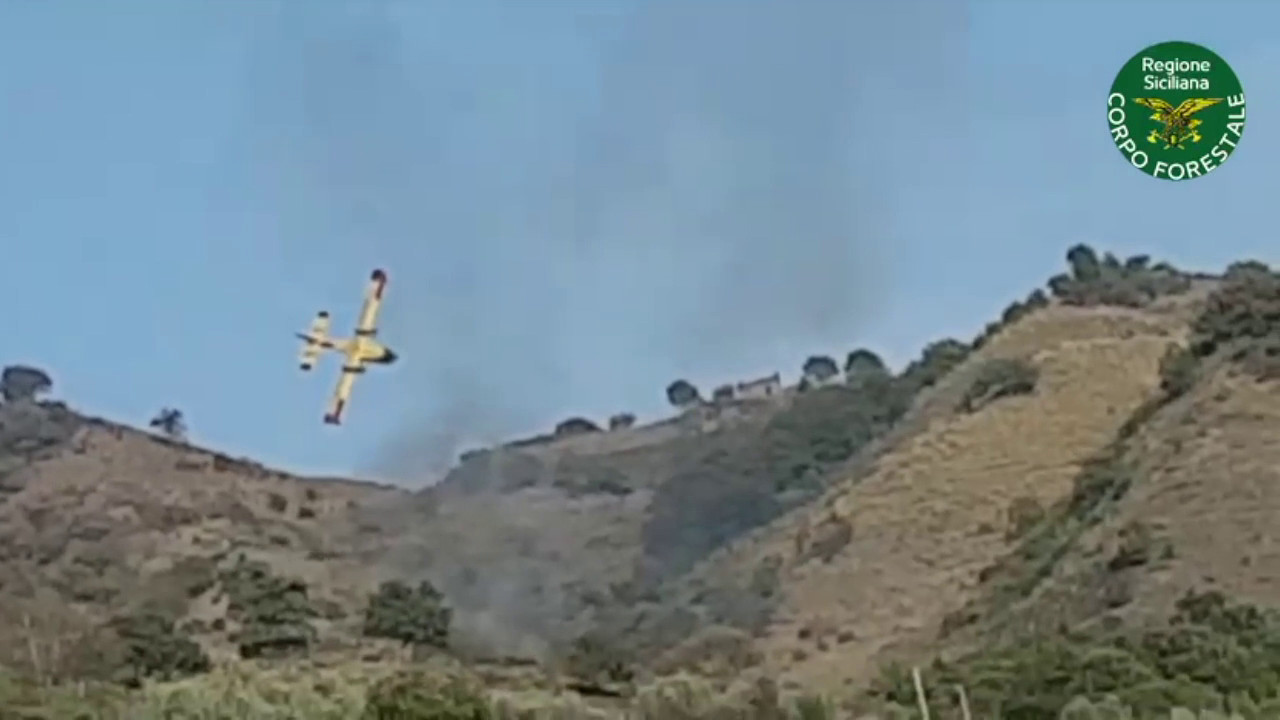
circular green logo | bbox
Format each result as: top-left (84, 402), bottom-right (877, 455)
top-left (1107, 40), bottom-right (1246, 181)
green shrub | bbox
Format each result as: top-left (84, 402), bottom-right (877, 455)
top-left (0, 672), bottom-right (131, 719)
top-left (266, 492), bottom-right (288, 513)
top-left (1005, 496), bottom-right (1046, 541)
top-left (802, 355), bottom-right (840, 384)
top-left (110, 611), bottom-right (210, 686)
top-left (899, 338), bottom-right (971, 393)
top-left (553, 456), bottom-right (634, 497)
top-left (1159, 344), bottom-right (1199, 398)
top-left (762, 380), bottom-right (909, 494)
top-left (1186, 261), bottom-right (1280, 380)
top-left (125, 664), bottom-right (366, 719)
top-left (1046, 244), bottom-right (1191, 309)
top-left (1, 364), bottom-right (52, 403)
top-left (363, 579), bottom-right (452, 650)
top-left (844, 348), bottom-right (889, 381)
top-left (975, 288), bottom-right (1054, 349)
top-left (641, 436), bottom-right (782, 582)
top-left (1058, 695), bottom-right (1138, 719)
top-left (632, 673), bottom-right (719, 719)
top-left (1149, 260), bottom-right (1280, 404)
top-left (871, 591), bottom-right (1280, 719)
top-left (563, 630), bottom-right (636, 687)
top-left (792, 693), bottom-right (838, 719)
top-left (666, 380), bottom-right (701, 408)
top-left (218, 556), bottom-right (317, 659)
top-left (958, 357), bottom-right (1039, 413)
top-left (362, 670), bottom-right (491, 720)
top-left (554, 417), bottom-right (600, 436)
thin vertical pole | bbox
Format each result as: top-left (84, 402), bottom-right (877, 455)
top-left (956, 684), bottom-right (972, 720)
top-left (912, 666), bottom-right (930, 720)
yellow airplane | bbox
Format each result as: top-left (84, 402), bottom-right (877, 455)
top-left (296, 269), bottom-right (398, 425)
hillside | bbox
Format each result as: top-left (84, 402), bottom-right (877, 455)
top-left (0, 402), bottom-right (407, 677)
top-left (880, 260), bottom-right (1280, 717)
top-left (0, 313), bottom-right (922, 681)
top-left (662, 295), bottom-right (1199, 693)
top-left (5, 246), bottom-right (1280, 718)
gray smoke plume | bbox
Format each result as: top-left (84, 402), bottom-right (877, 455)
top-left (235, 0), bottom-right (965, 481)
top-left (235, 0), bottom-right (964, 657)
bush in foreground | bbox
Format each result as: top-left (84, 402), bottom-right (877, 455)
top-left (362, 670), bottom-right (492, 720)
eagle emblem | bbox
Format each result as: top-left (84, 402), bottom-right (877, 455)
top-left (1133, 97), bottom-right (1224, 149)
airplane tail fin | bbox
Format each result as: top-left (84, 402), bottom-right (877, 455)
top-left (298, 311), bottom-right (331, 370)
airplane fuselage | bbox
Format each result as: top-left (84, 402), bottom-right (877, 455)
top-left (295, 333), bottom-right (398, 367)
top-left (347, 333), bottom-right (398, 366)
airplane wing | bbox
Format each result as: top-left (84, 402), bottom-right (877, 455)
top-left (323, 361), bottom-right (365, 425)
top-left (354, 269), bottom-right (388, 337)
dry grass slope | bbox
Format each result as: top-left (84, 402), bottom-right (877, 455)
top-left (679, 301), bottom-right (1197, 694)
top-left (992, 358), bottom-right (1280, 641)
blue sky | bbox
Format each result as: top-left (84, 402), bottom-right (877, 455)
top-left (0, 0), bottom-right (1275, 485)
